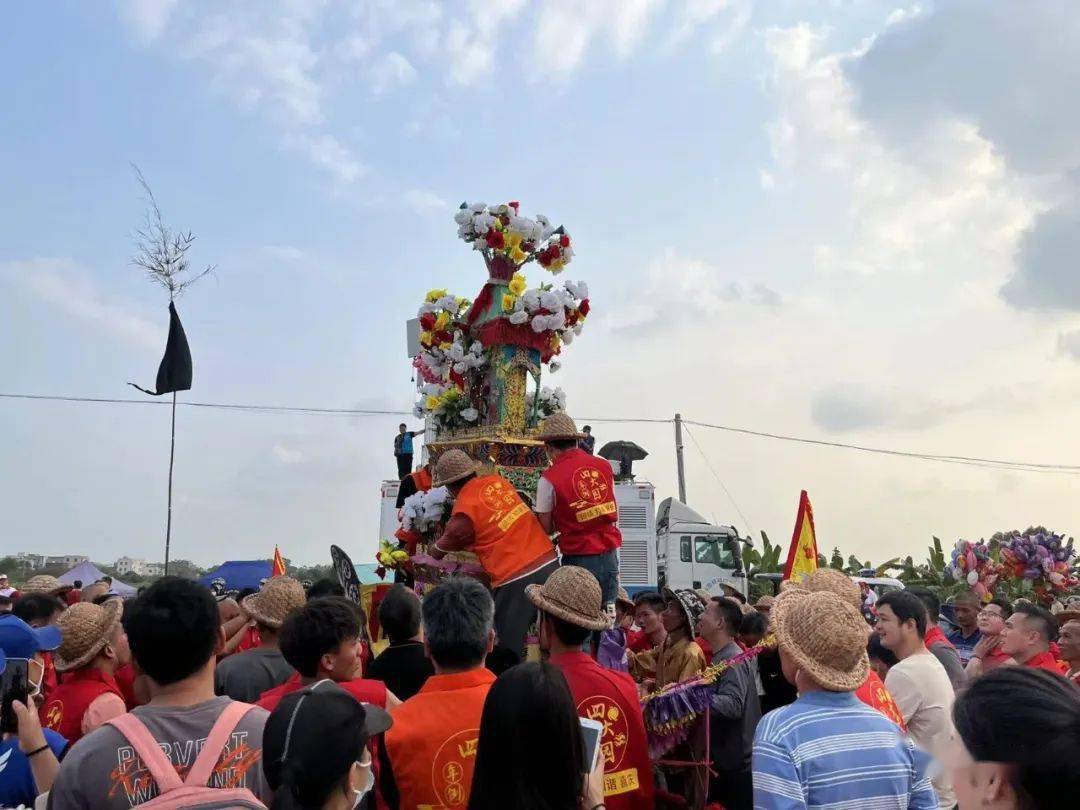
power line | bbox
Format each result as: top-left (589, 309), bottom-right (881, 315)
top-left (683, 425), bottom-right (753, 530)
top-left (3, 392), bottom-right (1077, 474)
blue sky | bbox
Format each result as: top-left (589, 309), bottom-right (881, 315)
top-left (4, 1), bottom-right (1080, 567)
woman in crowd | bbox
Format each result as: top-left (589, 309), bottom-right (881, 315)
top-left (263, 680), bottom-right (392, 810)
top-left (964, 598), bottom-right (1013, 679)
top-left (468, 661), bottom-right (604, 810)
top-left (950, 667), bottom-right (1080, 809)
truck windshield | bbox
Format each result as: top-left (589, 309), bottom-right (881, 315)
top-left (694, 536), bottom-right (735, 568)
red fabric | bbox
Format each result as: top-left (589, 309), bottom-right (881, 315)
top-left (114, 663), bottom-right (140, 709)
top-left (542, 449), bottom-right (622, 556)
top-left (385, 668), bottom-right (496, 810)
top-left (451, 475), bottom-right (556, 587)
top-left (1049, 641), bottom-right (1062, 659)
top-left (473, 318), bottom-right (559, 362)
top-left (552, 652), bottom-right (654, 810)
top-left (64, 589), bottom-right (81, 606)
top-left (410, 468), bottom-right (433, 492)
top-left (271, 546), bottom-right (287, 578)
top-left (854, 670), bottom-right (906, 730)
top-left (1024, 650), bottom-right (1067, 674)
top-left (625, 629), bottom-right (651, 654)
top-left (236, 625), bottom-right (261, 653)
top-left (40, 651), bottom-right (58, 703)
top-left (924, 626), bottom-right (955, 650)
top-left (695, 636), bottom-right (714, 662)
top-left (256, 672), bottom-right (388, 712)
top-left (40, 667), bottom-right (123, 744)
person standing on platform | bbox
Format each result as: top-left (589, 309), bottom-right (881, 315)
top-left (535, 413), bottom-right (621, 612)
top-left (429, 450), bottom-right (558, 663)
top-left (528, 567), bottom-right (654, 810)
top-left (578, 425), bottom-right (595, 454)
top-left (393, 423), bottom-right (424, 479)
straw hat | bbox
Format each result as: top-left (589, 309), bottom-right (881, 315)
top-left (538, 413), bottom-right (583, 443)
top-left (432, 449), bottom-right (480, 487)
top-left (54, 600), bottom-right (123, 672)
top-left (772, 589), bottom-right (869, 692)
top-left (754, 594), bottom-right (775, 612)
top-left (1055, 610), bottom-right (1080, 627)
top-left (21, 575), bottom-right (70, 596)
top-left (663, 588), bottom-right (707, 629)
top-left (784, 568), bottom-right (862, 611)
top-left (615, 587), bottom-right (635, 613)
top-left (242, 577), bottom-right (306, 629)
top-left (526, 566), bottom-right (611, 631)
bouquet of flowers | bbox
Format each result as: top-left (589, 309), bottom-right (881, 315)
top-left (949, 539), bottom-right (1002, 601)
top-left (454, 201), bottom-right (573, 275)
top-left (502, 277), bottom-right (590, 370)
top-left (399, 486), bottom-right (451, 536)
top-left (998, 529), bottom-right (1078, 599)
top-left (526, 385), bottom-right (567, 419)
top-left (375, 539), bottom-right (411, 580)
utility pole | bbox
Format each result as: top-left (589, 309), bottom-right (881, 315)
top-left (674, 412), bottom-right (687, 504)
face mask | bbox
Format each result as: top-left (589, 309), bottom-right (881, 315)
top-left (352, 758), bottom-right (373, 808)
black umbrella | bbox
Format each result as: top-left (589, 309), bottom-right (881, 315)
top-left (598, 441), bottom-right (649, 480)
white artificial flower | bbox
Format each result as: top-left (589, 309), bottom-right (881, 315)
top-left (547, 310), bottom-right (566, 330)
top-left (470, 201), bottom-right (487, 213)
top-left (461, 407), bottom-right (479, 422)
top-left (508, 215), bottom-right (537, 236)
top-left (509, 310), bottom-right (529, 325)
top-left (549, 360), bottom-right (562, 372)
top-left (454, 209), bottom-right (470, 225)
top-left (562, 330), bottom-right (574, 345)
top-left (453, 362), bottom-right (467, 375)
top-left (539, 291), bottom-right (560, 311)
top-left (573, 323), bottom-right (584, 335)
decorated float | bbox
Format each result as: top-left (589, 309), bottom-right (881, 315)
top-left (381, 201), bottom-right (589, 585)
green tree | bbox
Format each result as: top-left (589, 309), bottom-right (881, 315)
top-left (829, 547), bottom-right (845, 570)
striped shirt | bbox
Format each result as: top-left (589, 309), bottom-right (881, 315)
top-left (752, 690), bottom-right (938, 810)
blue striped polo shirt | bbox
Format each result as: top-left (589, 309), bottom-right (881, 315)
top-left (752, 690), bottom-right (939, 809)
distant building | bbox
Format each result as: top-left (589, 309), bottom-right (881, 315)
top-left (114, 557), bottom-right (164, 576)
top-left (144, 563), bottom-right (164, 576)
top-left (45, 555), bottom-right (88, 568)
top-left (15, 553), bottom-right (48, 569)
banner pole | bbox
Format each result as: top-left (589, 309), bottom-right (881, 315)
top-left (165, 390), bottom-right (176, 576)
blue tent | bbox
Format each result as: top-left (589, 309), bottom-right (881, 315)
top-left (199, 560), bottom-right (272, 593)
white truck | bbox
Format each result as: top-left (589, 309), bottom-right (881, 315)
top-left (378, 477), bottom-right (748, 598)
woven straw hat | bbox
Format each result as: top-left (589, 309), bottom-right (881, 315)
top-left (538, 413), bottom-right (583, 442)
top-left (615, 587), bottom-right (635, 613)
top-left (754, 594), bottom-right (775, 611)
top-left (432, 449), bottom-right (480, 487)
top-left (772, 589), bottom-right (869, 692)
top-left (21, 575), bottom-right (70, 596)
top-left (526, 566), bottom-right (611, 631)
top-left (784, 568), bottom-right (862, 611)
top-left (54, 600), bottom-right (123, 672)
top-left (242, 577), bottom-right (306, 629)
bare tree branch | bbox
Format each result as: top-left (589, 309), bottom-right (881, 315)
top-left (130, 163), bottom-right (215, 300)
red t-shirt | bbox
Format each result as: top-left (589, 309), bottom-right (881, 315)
top-left (256, 672), bottom-right (388, 712)
top-left (1024, 650), bottom-right (1066, 675)
top-left (64, 589), bottom-right (82, 606)
top-left (924, 625), bottom-right (955, 650)
top-left (625, 629), bottom-right (651, 654)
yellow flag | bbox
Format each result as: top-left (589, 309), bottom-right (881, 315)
top-left (783, 490), bottom-right (819, 582)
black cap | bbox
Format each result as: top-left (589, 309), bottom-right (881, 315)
top-left (263, 680), bottom-right (392, 792)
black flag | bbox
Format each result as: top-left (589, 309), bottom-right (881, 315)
top-left (129, 302), bottom-right (193, 396)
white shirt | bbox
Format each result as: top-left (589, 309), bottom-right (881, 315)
top-left (885, 650), bottom-right (956, 809)
top-left (534, 476), bottom-right (556, 513)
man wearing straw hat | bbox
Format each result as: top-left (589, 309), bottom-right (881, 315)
top-left (429, 448), bottom-right (558, 663)
top-left (752, 589), bottom-right (939, 809)
top-left (535, 412), bottom-right (622, 613)
top-left (528, 567), bottom-right (654, 810)
top-left (40, 600), bottom-right (130, 744)
top-left (214, 576), bottom-right (305, 702)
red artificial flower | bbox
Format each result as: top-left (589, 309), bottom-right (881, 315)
top-left (485, 228), bottom-right (505, 249)
top-left (509, 201), bottom-right (520, 212)
top-left (579, 298), bottom-right (590, 317)
top-left (419, 312), bottom-right (436, 331)
top-left (537, 251), bottom-right (551, 267)
top-left (559, 234), bottom-right (570, 248)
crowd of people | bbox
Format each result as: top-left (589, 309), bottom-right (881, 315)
top-left (0, 411), bottom-right (1077, 808)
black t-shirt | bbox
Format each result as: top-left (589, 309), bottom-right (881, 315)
top-left (366, 640), bottom-right (434, 701)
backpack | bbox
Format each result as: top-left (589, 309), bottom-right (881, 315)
top-left (106, 701), bottom-right (267, 809)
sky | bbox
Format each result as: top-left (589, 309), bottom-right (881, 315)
top-left (3, 1), bottom-right (1080, 568)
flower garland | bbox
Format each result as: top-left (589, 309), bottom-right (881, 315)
top-left (641, 635), bottom-right (777, 757)
top-left (998, 529), bottom-right (1078, 599)
top-left (527, 385), bottom-right (567, 419)
top-left (454, 201), bottom-right (573, 274)
top-left (949, 539), bottom-right (1002, 601)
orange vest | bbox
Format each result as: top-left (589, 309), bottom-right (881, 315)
top-left (542, 449), bottom-right (621, 556)
top-left (411, 467), bottom-right (433, 492)
top-left (452, 475), bottom-right (555, 587)
top-left (385, 668), bottom-right (496, 809)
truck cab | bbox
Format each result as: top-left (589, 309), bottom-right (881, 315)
top-left (656, 498), bottom-right (749, 598)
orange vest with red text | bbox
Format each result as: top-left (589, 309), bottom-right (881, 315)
top-left (542, 449), bottom-right (621, 556)
top-left (452, 475), bottom-right (555, 587)
top-left (385, 668), bottom-right (496, 809)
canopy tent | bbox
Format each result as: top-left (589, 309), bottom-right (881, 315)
top-left (199, 560), bottom-right (272, 593)
top-left (58, 562), bottom-right (137, 597)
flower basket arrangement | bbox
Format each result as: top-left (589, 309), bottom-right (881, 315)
top-left (948, 539), bottom-right (1003, 602)
top-left (997, 529), bottom-right (1078, 602)
top-left (526, 385), bottom-right (567, 419)
top-left (454, 201), bottom-right (574, 275)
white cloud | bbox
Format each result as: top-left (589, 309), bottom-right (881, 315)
top-left (531, 0), bottom-right (664, 77)
top-left (262, 245), bottom-right (305, 262)
top-left (272, 444), bottom-right (303, 464)
top-left (2, 258), bottom-right (161, 348)
top-left (403, 189), bottom-right (448, 214)
top-left (369, 51), bottom-right (418, 95)
top-left (1056, 330), bottom-right (1080, 362)
top-left (118, 0), bottom-right (178, 44)
top-left (287, 133), bottom-right (366, 185)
